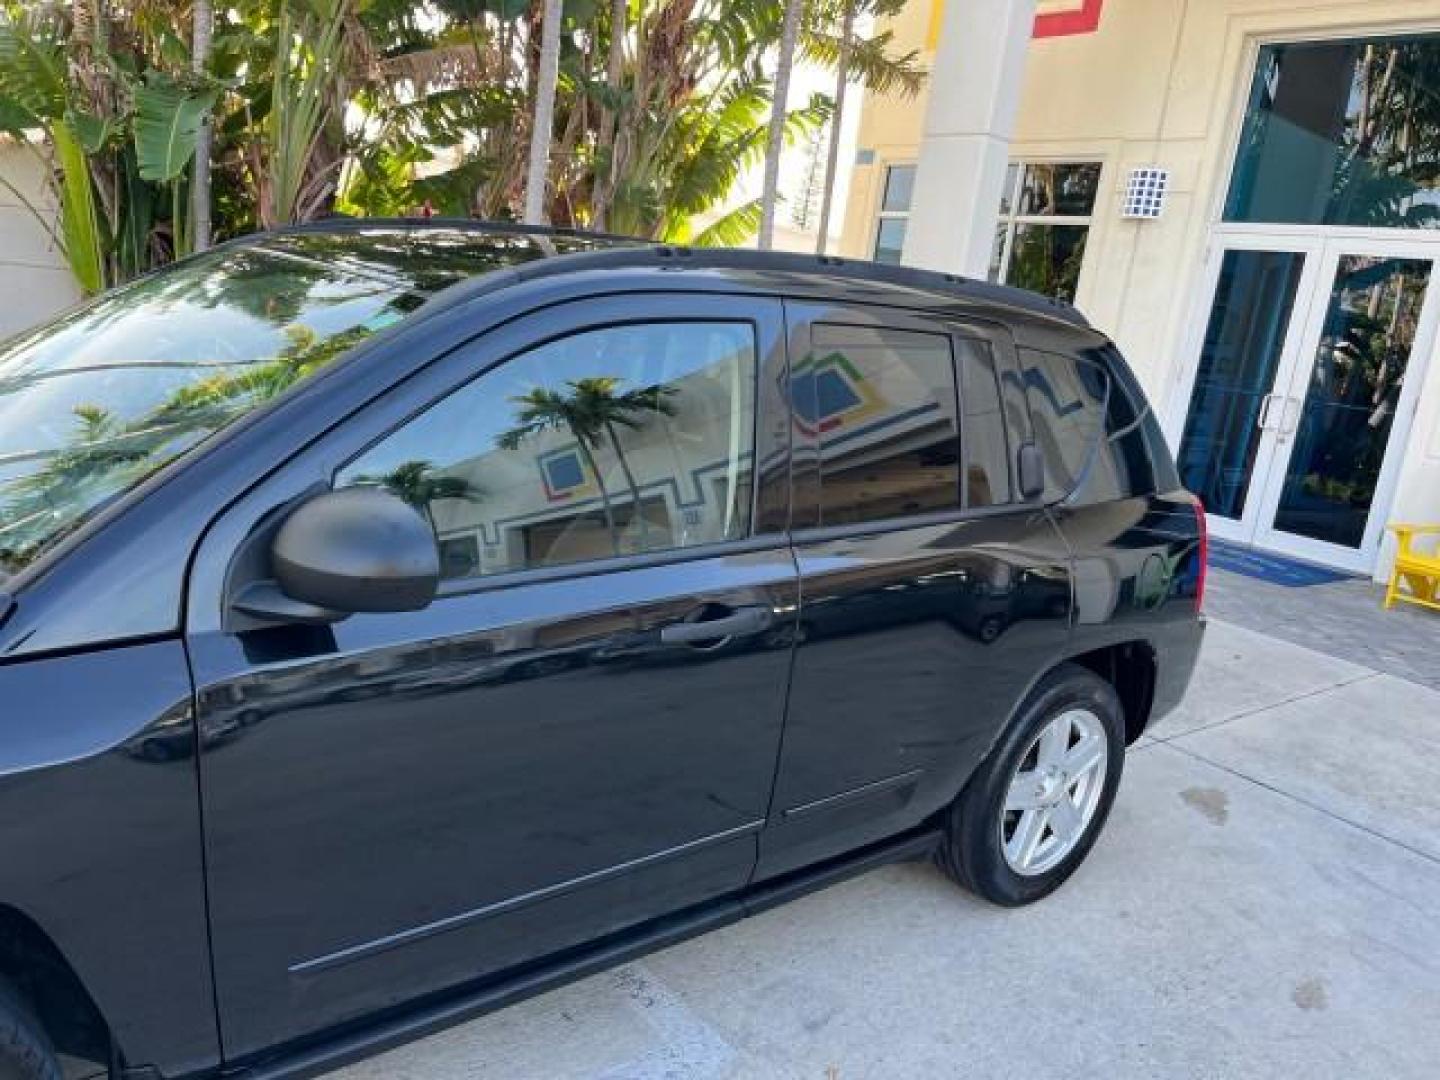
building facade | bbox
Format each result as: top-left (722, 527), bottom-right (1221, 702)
top-left (840, 0), bottom-right (1440, 579)
top-left (0, 143), bottom-right (81, 341)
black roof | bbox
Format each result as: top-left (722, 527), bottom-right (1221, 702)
top-left (258, 217), bottom-right (1090, 329)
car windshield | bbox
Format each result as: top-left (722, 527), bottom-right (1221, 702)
top-left (0, 228), bottom-right (604, 583)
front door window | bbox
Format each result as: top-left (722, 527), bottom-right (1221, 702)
top-left (338, 321), bottom-right (758, 580)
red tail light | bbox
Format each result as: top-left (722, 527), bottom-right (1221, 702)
top-left (1192, 499), bottom-right (1208, 611)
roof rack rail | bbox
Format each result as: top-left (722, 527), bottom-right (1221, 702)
top-left (466, 242), bottom-right (1089, 328)
top-left (271, 214), bottom-right (644, 248)
top-left (646, 245), bottom-right (1088, 326)
top-left (261, 217), bottom-right (1089, 328)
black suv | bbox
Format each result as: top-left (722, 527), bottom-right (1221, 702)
top-left (0, 222), bottom-right (1205, 1080)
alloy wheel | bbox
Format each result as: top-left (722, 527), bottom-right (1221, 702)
top-left (999, 707), bottom-right (1109, 876)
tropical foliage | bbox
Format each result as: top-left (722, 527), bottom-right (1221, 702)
top-left (0, 0), bottom-right (924, 297)
top-left (362, 460), bottom-right (482, 529)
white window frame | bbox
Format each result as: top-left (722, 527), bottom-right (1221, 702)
top-left (871, 161), bottom-right (917, 263)
top-left (991, 160), bottom-right (1104, 299)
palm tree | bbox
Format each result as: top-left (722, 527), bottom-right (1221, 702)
top-left (593, 0), bottom-right (627, 231)
top-left (758, 0), bottom-right (805, 249)
top-left (524, 0), bottom-right (564, 225)
top-left (192, 0), bottom-right (213, 251)
top-left (814, 0), bottom-right (852, 254)
top-left (499, 385), bottom-right (622, 553)
top-left (362, 460), bottom-right (482, 532)
top-left (809, 0), bottom-right (923, 253)
top-left (568, 377), bottom-right (677, 551)
top-left (498, 377), bottom-right (676, 554)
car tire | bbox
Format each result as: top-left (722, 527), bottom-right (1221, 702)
top-left (0, 980), bottom-right (61, 1080)
top-left (937, 662), bottom-right (1124, 907)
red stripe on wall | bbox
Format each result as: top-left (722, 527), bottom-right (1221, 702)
top-left (1033, 0), bottom-right (1104, 38)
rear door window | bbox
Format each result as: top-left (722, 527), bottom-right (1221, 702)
top-left (801, 325), bottom-right (962, 525)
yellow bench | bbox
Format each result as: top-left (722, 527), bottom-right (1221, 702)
top-left (1384, 524), bottom-right (1440, 612)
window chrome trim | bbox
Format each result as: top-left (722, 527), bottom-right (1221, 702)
top-left (788, 499), bottom-right (1045, 548)
top-left (431, 532), bottom-right (791, 601)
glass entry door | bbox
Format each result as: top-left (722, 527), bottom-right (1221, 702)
top-left (1176, 237), bottom-right (1440, 572)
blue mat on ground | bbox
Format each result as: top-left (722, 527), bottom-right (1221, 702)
top-left (1207, 538), bottom-right (1353, 587)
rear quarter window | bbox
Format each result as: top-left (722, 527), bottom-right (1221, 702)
top-left (1020, 345), bottom-right (1166, 503)
top-left (1019, 347), bottom-right (1107, 502)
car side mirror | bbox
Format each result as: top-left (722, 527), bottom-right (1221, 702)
top-left (233, 487), bottom-right (440, 624)
top-left (1017, 442), bottom-right (1046, 501)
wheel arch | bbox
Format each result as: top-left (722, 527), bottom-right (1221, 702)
top-left (1066, 640), bottom-right (1158, 744)
top-left (0, 903), bottom-right (112, 1074)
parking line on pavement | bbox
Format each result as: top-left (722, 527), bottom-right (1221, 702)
top-left (594, 964), bottom-right (738, 1080)
top-left (1148, 670), bottom-right (1381, 744)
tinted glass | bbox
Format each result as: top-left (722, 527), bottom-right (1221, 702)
top-left (1017, 163), bottom-right (1102, 216)
top-left (1177, 249), bottom-right (1307, 520)
top-left (958, 340), bottom-right (1011, 506)
top-left (999, 162), bottom-right (1021, 216)
top-left (881, 165), bottom-right (917, 212)
top-left (1226, 36), bottom-right (1440, 228)
top-left (1020, 348), bottom-right (1109, 502)
top-left (1099, 344), bottom-right (1180, 494)
top-left (338, 322), bottom-right (757, 580)
top-left (874, 218), bottom-right (908, 264)
top-left (988, 225), bottom-right (1009, 282)
top-left (1086, 355), bottom-right (1159, 501)
top-left (804, 325), bottom-right (960, 525)
top-left (0, 246), bottom-right (427, 582)
top-left (1273, 255), bottom-right (1432, 548)
top-left (1007, 223), bottom-right (1089, 302)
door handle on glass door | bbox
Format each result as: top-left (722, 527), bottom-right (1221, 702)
top-left (1257, 393), bottom-right (1277, 430)
top-left (1278, 396), bottom-right (1302, 437)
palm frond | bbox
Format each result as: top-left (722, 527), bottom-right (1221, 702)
top-left (682, 197), bottom-right (761, 247)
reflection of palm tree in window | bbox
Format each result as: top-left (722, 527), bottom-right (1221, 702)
top-left (354, 460), bottom-right (482, 533)
top-left (498, 377), bottom-right (678, 555)
top-left (1, 323), bottom-right (374, 571)
top-left (1331, 42), bottom-right (1440, 228)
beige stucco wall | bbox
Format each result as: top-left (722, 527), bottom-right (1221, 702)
top-left (0, 144), bottom-right (82, 342)
top-left (843, 0), bottom-right (1440, 577)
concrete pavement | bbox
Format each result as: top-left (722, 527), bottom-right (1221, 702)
top-left (332, 618), bottom-right (1440, 1080)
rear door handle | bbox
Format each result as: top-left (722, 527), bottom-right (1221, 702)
top-left (661, 606), bottom-right (774, 644)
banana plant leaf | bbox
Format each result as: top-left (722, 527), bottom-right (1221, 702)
top-left (0, 96), bottom-right (33, 138)
top-left (133, 75), bottom-right (219, 183)
top-left (52, 120), bottom-right (106, 295)
top-left (65, 109), bottom-right (113, 154)
top-left (115, 146), bottom-right (157, 281)
top-left (0, 21), bottom-right (66, 125)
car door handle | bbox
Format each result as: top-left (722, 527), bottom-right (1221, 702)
top-left (660, 606), bottom-right (774, 644)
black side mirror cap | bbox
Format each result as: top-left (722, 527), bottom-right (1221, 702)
top-left (235, 487), bottom-right (440, 624)
top-left (1017, 442), bottom-right (1046, 501)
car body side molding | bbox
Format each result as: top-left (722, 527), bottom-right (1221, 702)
top-left (226, 826), bottom-right (942, 1080)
